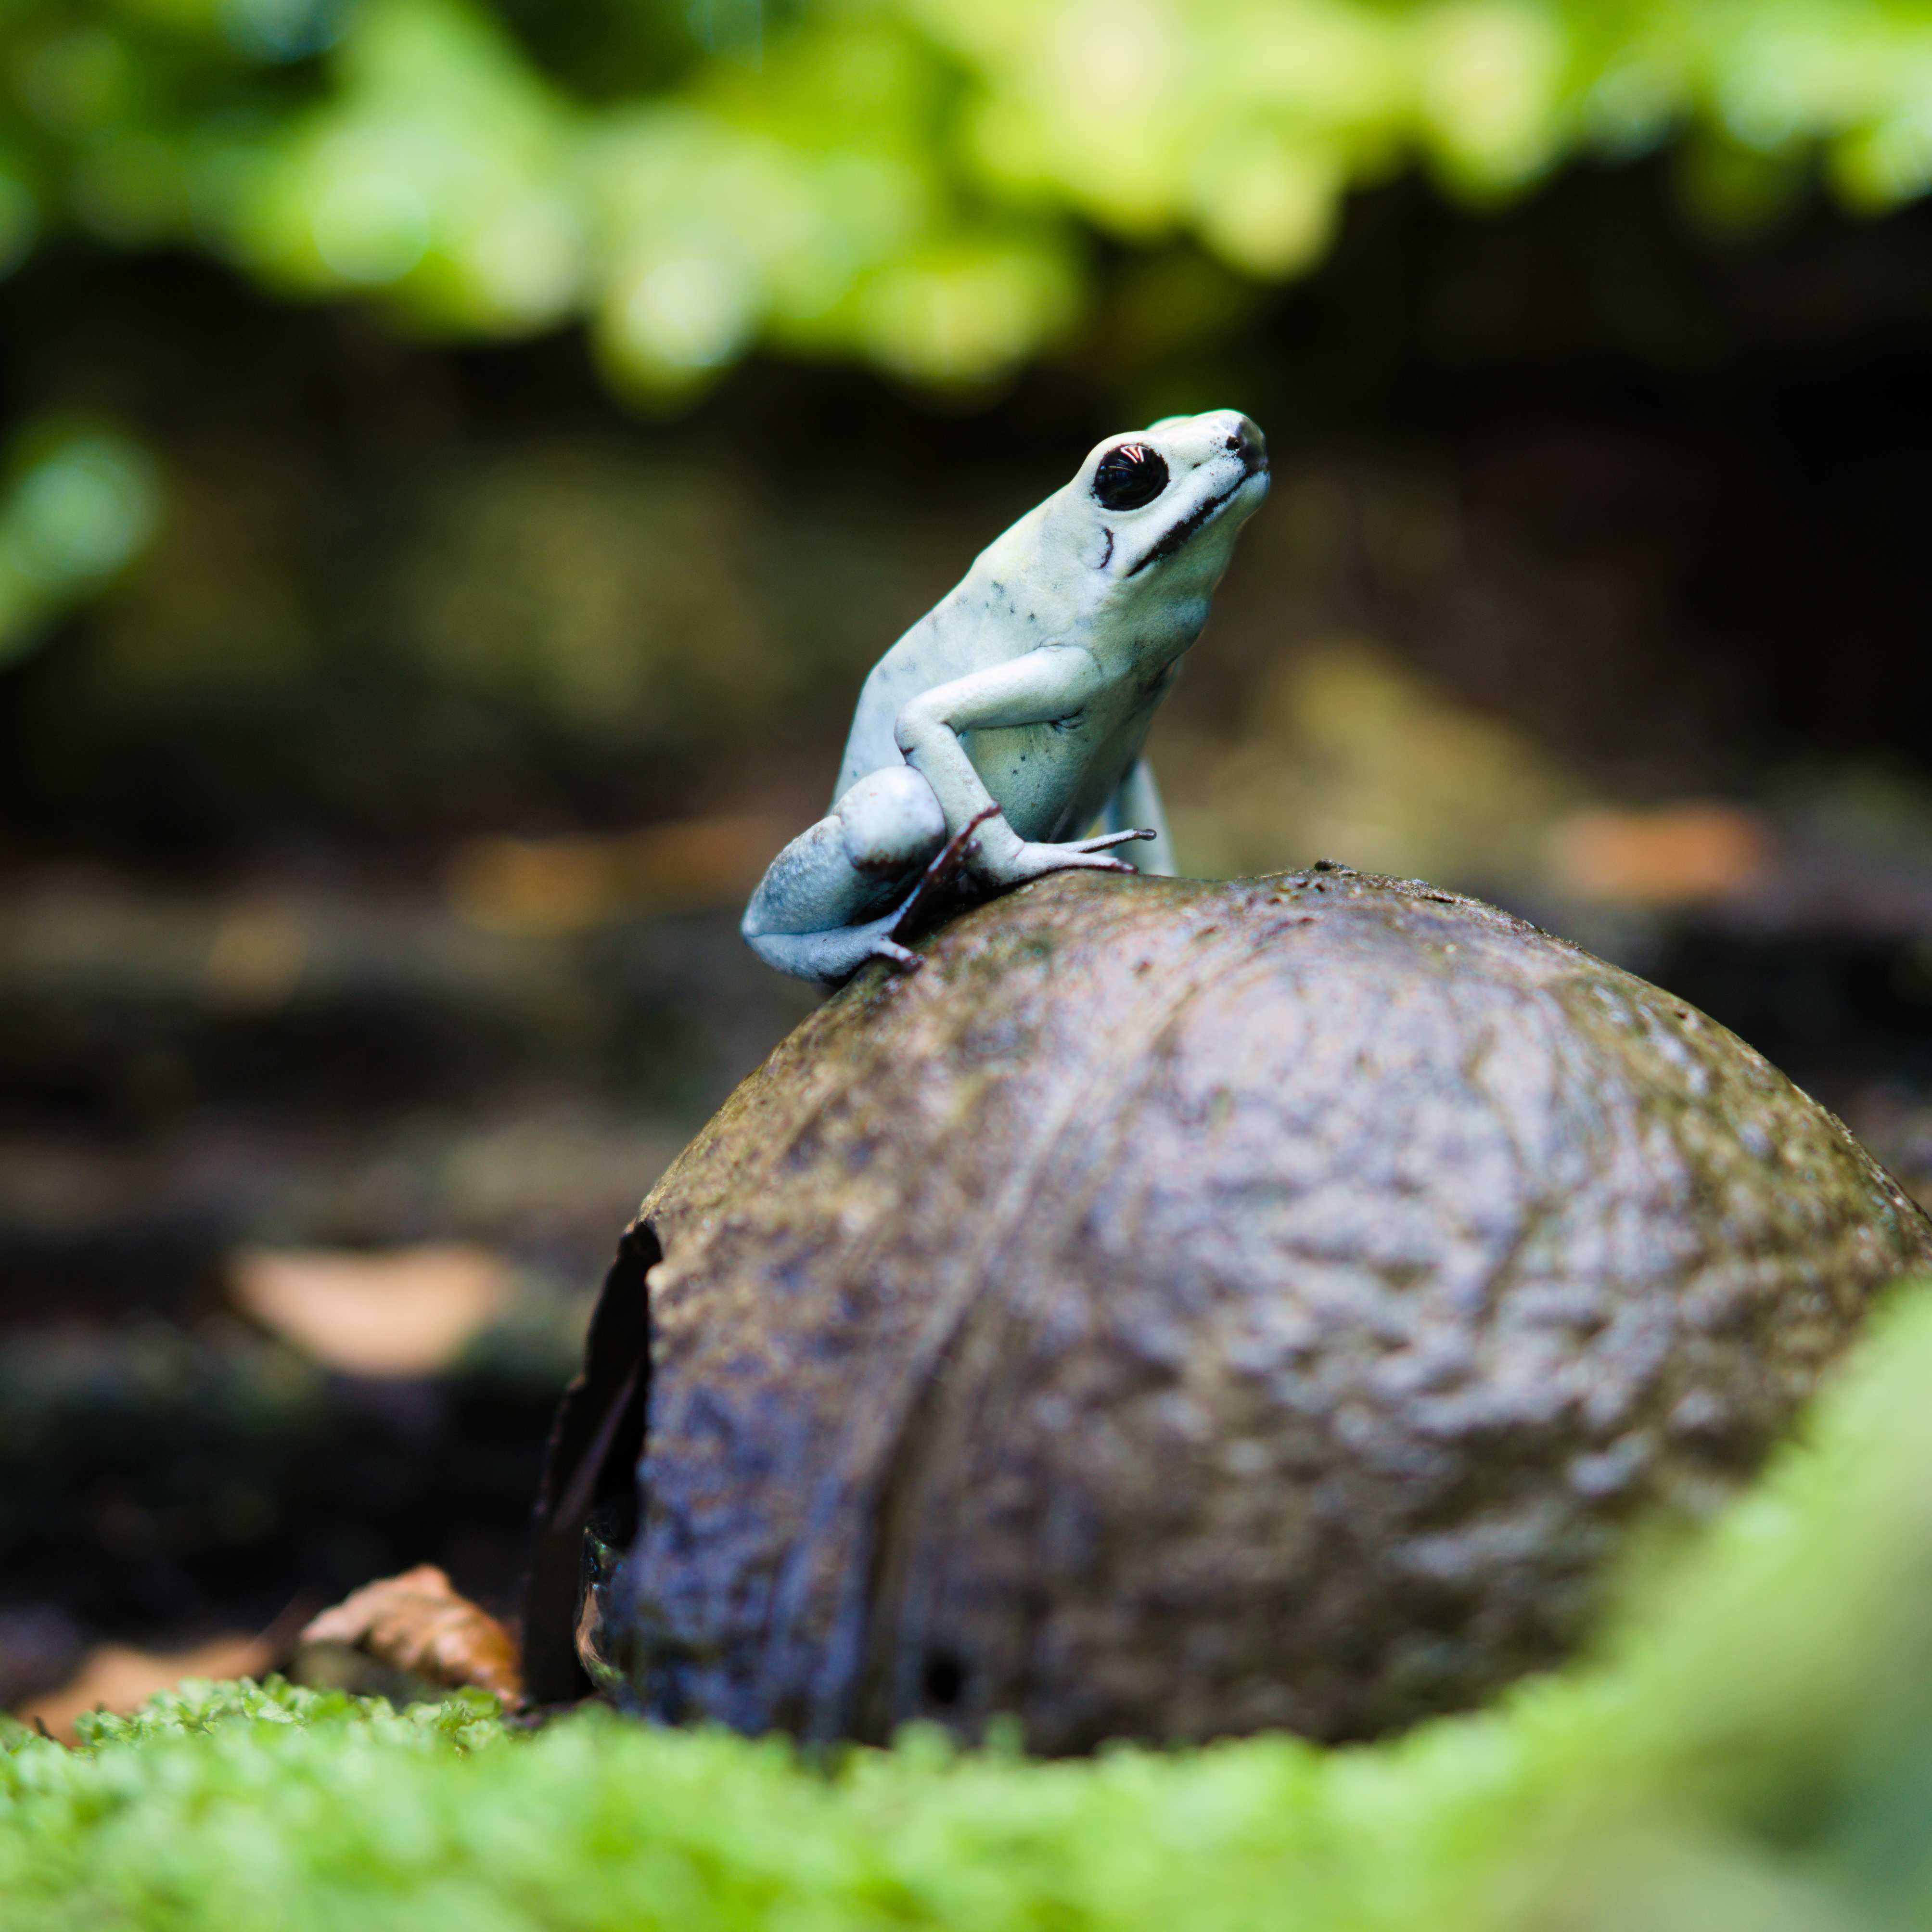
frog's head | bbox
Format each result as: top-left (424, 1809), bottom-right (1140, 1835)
top-left (1070, 409), bottom-right (1269, 601)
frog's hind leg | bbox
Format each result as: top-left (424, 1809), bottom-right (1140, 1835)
top-left (742, 909), bottom-right (924, 983)
top-left (882, 802), bottom-right (1000, 943)
top-left (741, 765), bottom-right (947, 983)
top-left (738, 908), bottom-right (927, 981)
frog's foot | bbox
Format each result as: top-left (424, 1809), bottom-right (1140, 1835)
top-left (744, 908), bottom-right (924, 985)
top-left (965, 817), bottom-right (1155, 891)
top-left (853, 901), bottom-right (934, 973)
top-left (885, 804), bottom-right (1001, 941)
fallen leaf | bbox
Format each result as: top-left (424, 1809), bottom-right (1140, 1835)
top-left (203, 898), bottom-right (307, 1010)
top-left (230, 1243), bottom-right (512, 1377)
top-left (1544, 802), bottom-right (1773, 905)
top-left (14, 1632), bottom-right (277, 1745)
top-left (300, 1565), bottom-right (524, 1708)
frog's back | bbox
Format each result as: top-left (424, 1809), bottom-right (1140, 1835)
top-left (833, 523), bottom-right (1062, 801)
top-left (834, 611), bottom-right (945, 796)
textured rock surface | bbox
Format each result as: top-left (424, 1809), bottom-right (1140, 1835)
top-left (526, 866), bottom-right (1932, 1751)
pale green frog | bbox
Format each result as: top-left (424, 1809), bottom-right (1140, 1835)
top-left (742, 409), bottom-right (1269, 982)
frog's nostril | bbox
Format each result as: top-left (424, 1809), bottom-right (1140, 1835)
top-left (1225, 418), bottom-right (1268, 471)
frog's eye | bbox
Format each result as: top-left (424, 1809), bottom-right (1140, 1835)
top-left (1092, 443), bottom-right (1168, 512)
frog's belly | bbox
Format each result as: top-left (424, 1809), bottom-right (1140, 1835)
top-left (963, 721), bottom-right (1137, 844)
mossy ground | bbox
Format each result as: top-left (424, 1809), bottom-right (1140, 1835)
top-left (10, 1290), bottom-right (1932, 1932)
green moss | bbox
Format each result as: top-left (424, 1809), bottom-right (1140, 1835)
top-left (10, 1286), bottom-right (1932, 1929)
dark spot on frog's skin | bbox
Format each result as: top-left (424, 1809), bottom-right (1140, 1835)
top-left (1097, 529), bottom-right (1113, 568)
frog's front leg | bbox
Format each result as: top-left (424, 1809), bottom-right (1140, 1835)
top-left (893, 647), bottom-right (1153, 891)
top-left (1102, 759), bottom-right (1176, 876)
top-left (741, 766), bottom-right (947, 983)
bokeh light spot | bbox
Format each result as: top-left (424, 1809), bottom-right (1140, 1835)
top-left (614, 253), bottom-right (759, 371)
top-left (310, 164), bottom-right (433, 283)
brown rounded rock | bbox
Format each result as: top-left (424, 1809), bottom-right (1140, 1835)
top-left (525, 867), bottom-right (1932, 1751)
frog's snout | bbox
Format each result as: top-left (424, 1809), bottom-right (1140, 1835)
top-left (1224, 416), bottom-right (1267, 476)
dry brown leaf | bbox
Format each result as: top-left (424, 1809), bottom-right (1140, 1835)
top-left (230, 1242), bottom-right (512, 1376)
top-left (1545, 801), bottom-right (1774, 905)
top-left (301, 1565), bottom-right (524, 1707)
top-left (14, 1632), bottom-right (277, 1745)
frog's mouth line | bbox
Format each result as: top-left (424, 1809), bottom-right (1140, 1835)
top-left (1123, 465), bottom-right (1265, 577)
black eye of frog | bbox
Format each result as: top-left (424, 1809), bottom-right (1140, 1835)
top-left (1092, 442), bottom-right (1169, 511)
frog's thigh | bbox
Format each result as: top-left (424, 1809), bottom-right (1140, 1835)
top-left (836, 764), bottom-right (947, 876)
top-left (742, 767), bottom-right (944, 942)
top-left (742, 818), bottom-right (853, 941)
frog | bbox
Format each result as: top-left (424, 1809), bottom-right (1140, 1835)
top-left (742, 409), bottom-right (1269, 983)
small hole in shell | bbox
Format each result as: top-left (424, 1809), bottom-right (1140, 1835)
top-left (922, 1649), bottom-right (968, 1708)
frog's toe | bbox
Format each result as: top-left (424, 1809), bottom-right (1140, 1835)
top-left (867, 935), bottom-right (923, 970)
top-left (999, 841), bottom-right (1139, 885)
top-left (1069, 828), bottom-right (1156, 855)
top-left (1057, 851), bottom-right (1139, 874)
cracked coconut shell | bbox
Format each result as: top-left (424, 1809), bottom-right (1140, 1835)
top-left (525, 866), bottom-right (1932, 1751)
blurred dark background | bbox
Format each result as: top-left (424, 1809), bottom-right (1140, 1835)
top-left (6, 0), bottom-right (1932, 1712)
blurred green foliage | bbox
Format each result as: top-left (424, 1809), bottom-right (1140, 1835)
top-left (0, 422), bottom-right (156, 664)
top-left (7, 2), bottom-right (1932, 714)
top-left (9, 1281), bottom-right (1932, 1928)
top-left (1, 0), bottom-right (1932, 404)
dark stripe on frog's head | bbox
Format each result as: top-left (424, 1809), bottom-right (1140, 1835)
top-left (1124, 476), bottom-right (1247, 576)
